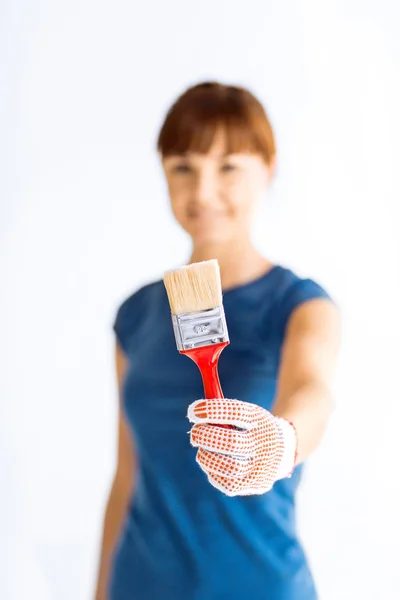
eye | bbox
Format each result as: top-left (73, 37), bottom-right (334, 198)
top-left (172, 163), bottom-right (191, 174)
top-left (220, 163), bottom-right (237, 173)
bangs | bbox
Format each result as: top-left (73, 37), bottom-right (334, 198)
top-left (157, 82), bottom-right (276, 164)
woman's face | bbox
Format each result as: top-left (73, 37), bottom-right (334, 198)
top-left (162, 135), bottom-right (272, 245)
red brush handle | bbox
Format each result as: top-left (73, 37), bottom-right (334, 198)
top-left (181, 341), bottom-right (232, 428)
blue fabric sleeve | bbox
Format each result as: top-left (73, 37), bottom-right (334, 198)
top-left (113, 285), bottom-right (151, 353)
top-left (277, 278), bottom-right (334, 337)
top-left (113, 299), bottom-right (131, 354)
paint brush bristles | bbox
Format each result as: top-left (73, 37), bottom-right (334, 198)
top-left (164, 259), bottom-right (223, 315)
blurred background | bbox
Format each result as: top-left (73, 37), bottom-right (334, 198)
top-left (1, 1), bottom-right (400, 598)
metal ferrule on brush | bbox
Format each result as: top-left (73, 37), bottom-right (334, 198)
top-left (172, 305), bottom-right (230, 351)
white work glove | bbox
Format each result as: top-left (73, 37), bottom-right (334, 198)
top-left (187, 398), bottom-right (297, 497)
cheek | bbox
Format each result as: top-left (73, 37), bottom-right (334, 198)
top-left (168, 182), bottom-right (189, 216)
top-left (164, 171), bottom-right (191, 227)
top-left (170, 200), bottom-right (186, 226)
top-left (224, 178), bottom-right (260, 218)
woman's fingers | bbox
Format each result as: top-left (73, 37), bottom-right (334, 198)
top-left (190, 423), bottom-right (257, 457)
top-left (207, 472), bottom-right (274, 497)
top-left (196, 447), bottom-right (255, 478)
top-left (187, 398), bottom-right (266, 429)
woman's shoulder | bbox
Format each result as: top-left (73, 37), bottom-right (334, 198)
top-left (275, 264), bottom-right (333, 301)
top-left (116, 278), bottom-right (164, 316)
top-left (270, 264), bottom-right (336, 335)
top-left (113, 278), bottom-right (164, 352)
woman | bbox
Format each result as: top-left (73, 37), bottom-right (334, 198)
top-left (95, 82), bottom-right (341, 600)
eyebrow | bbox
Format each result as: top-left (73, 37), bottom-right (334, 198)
top-left (177, 152), bottom-right (235, 158)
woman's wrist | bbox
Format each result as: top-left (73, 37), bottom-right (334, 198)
top-left (275, 417), bottom-right (298, 480)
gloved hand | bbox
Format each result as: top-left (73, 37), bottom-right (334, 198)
top-left (187, 398), bottom-right (297, 497)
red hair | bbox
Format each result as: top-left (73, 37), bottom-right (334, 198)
top-left (157, 82), bottom-right (276, 166)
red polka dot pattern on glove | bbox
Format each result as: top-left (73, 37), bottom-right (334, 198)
top-left (187, 398), bottom-right (297, 497)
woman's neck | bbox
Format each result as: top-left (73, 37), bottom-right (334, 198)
top-left (189, 239), bottom-right (274, 291)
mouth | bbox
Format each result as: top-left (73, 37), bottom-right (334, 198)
top-left (188, 210), bottom-right (228, 220)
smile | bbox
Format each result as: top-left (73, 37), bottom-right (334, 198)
top-left (189, 211), bottom-right (228, 219)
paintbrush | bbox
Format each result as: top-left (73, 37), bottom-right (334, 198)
top-left (163, 259), bottom-right (230, 405)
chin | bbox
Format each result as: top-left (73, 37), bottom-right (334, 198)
top-left (183, 216), bottom-right (238, 244)
top-left (189, 228), bottom-right (233, 245)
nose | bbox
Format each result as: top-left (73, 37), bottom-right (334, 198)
top-left (192, 171), bottom-right (217, 207)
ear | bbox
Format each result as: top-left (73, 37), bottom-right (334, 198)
top-left (261, 158), bottom-right (276, 187)
top-left (267, 156), bottom-right (277, 181)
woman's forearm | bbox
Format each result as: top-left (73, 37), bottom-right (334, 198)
top-left (273, 379), bottom-right (335, 464)
top-left (94, 474), bottom-right (133, 600)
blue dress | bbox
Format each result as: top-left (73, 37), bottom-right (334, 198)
top-left (109, 265), bottom-right (332, 600)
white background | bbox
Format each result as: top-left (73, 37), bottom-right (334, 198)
top-left (2, 1), bottom-right (400, 598)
